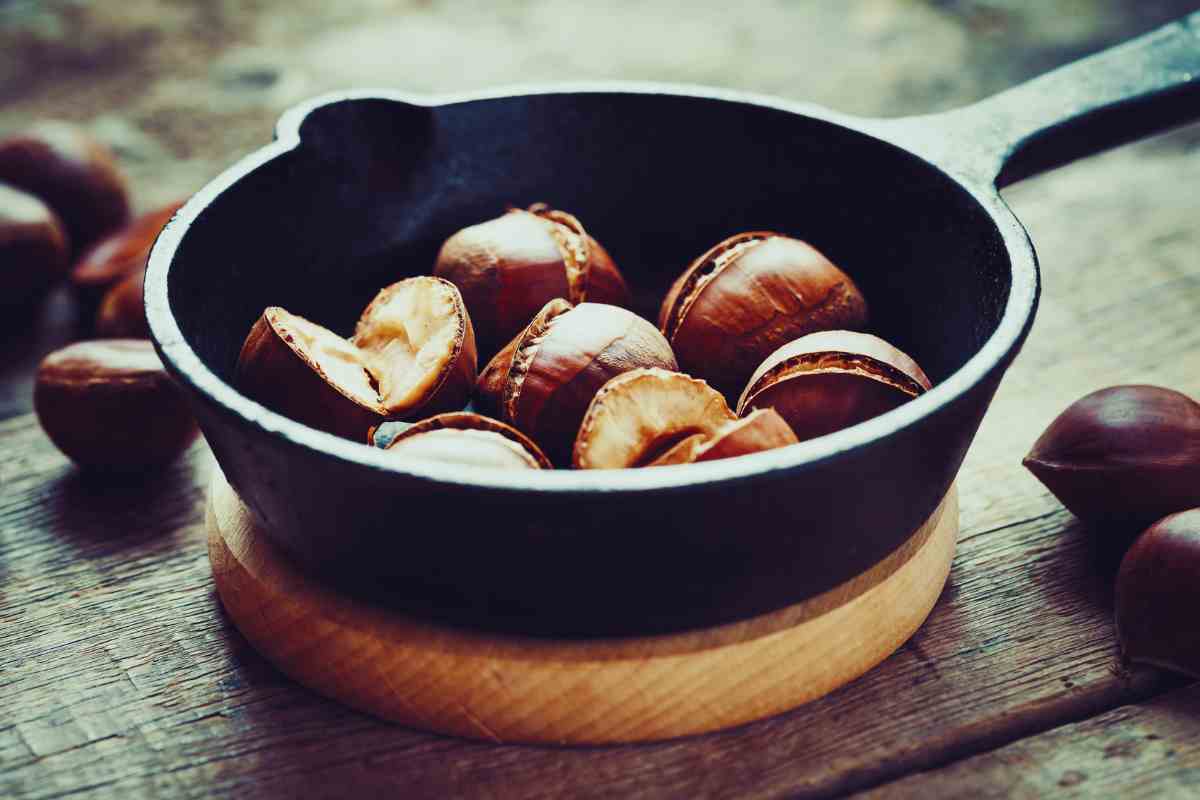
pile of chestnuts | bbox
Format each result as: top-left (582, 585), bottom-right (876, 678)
top-left (1025, 384), bottom-right (1200, 679)
top-left (1, 121), bottom-right (199, 472)
top-left (236, 203), bottom-right (931, 471)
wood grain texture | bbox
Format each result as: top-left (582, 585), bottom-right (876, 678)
top-left (853, 683), bottom-right (1200, 799)
top-left (3, 1), bottom-right (1200, 797)
top-left (207, 470), bottom-right (956, 744)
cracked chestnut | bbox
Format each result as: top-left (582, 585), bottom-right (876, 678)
top-left (649, 408), bottom-right (800, 466)
top-left (435, 204), bottom-right (631, 359)
top-left (35, 339), bottom-right (199, 471)
top-left (659, 232), bottom-right (868, 398)
top-left (0, 182), bottom-right (69, 318)
top-left (236, 276), bottom-right (476, 441)
top-left (572, 368), bottom-right (735, 469)
top-left (0, 121), bottom-right (130, 253)
top-left (738, 330), bottom-right (931, 442)
top-left (1023, 385), bottom-right (1200, 528)
top-left (1115, 508), bottom-right (1200, 678)
top-left (475, 299), bottom-right (677, 463)
top-left (381, 411), bottom-right (551, 469)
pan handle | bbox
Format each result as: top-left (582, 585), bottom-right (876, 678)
top-left (880, 11), bottom-right (1200, 188)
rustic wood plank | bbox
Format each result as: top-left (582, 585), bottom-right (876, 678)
top-left (4, 2), bottom-right (1200, 798)
top-left (853, 683), bottom-right (1200, 799)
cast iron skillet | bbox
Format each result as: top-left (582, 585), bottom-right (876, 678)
top-left (147, 14), bottom-right (1200, 637)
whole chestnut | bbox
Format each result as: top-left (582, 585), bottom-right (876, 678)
top-left (476, 299), bottom-right (678, 463)
top-left (236, 277), bottom-right (476, 441)
top-left (72, 201), bottom-right (182, 305)
top-left (381, 412), bottom-right (552, 469)
top-left (1023, 386), bottom-right (1200, 529)
top-left (0, 182), bottom-right (69, 318)
top-left (572, 368), bottom-right (735, 469)
top-left (434, 204), bottom-right (631, 358)
top-left (34, 339), bottom-right (199, 471)
top-left (0, 121), bottom-right (130, 253)
top-left (1115, 508), bottom-right (1200, 678)
top-left (659, 232), bottom-right (868, 399)
top-left (95, 266), bottom-right (149, 338)
top-left (737, 330), bottom-right (931, 442)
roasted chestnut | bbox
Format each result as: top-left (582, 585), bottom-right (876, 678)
top-left (34, 339), bottom-right (199, 471)
top-left (1115, 509), bottom-right (1200, 678)
top-left (71, 201), bottom-right (182, 305)
top-left (434, 204), bottom-right (630, 358)
top-left (236, 276), bottom-right (477, 441)
top-left (659, 232), bottom-right (868, 399)
top-left (0, 182), bottom-right (69, 318)
top-left (572, 368), bottom-right (735, 469)
top-left (649, 408), bottom-right (799, 466)
top-left (95, 266), bottom-right (149, 338)
top-left (0, 121), bottom-right (130, 254)
top-left (380, 412), bottom-right (551, 469)
top-left (737, 330), bottom-right (930, 441)
top-left (1023, 385), bottom-right (1200, 528)
top-left (476, 299), bottom-right (678, 463)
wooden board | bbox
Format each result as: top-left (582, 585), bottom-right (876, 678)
top-left (4, 2), bottom-right (1200, 797)
top-left (853, 683), bottom-right (1200, 799)
top-left (207, 470), bottom-right (957, 744)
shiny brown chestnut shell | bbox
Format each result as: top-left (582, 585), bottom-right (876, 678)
top-left (435, 204), bottom-right (631, 359)
top-left (34, 339), bottom-right (199, 471)
top-left (95, 266), bottom-right (149, 338)
top-left (737, 330), bottom-right (931, 442)
top-left (236, 276), bottom-right (477, 441)
top-left (572, 368), bottom-right (735, 469)
top-left (1023, 385), bottom-right (1200, 529)
top-left (0, 121), bottom-right (130, 253)
top-left (381, 411), bottom-right (552, 469)
top-left (1115, 508), bottom-right (1200, 678)
top-left (71, 201), bottom-right (182, 304)
top-left (659, 232), bottom-right (868, 399)
top-left (0, 182), bottom-right (69, 317)
top-left (476, 299), bottom-right (678, 464)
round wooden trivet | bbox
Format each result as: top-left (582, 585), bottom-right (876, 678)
top-left (207, 469), bottom-right (958, 744)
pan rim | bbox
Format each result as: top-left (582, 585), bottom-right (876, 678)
top-left (145, 82), bottom-right (1039, 494)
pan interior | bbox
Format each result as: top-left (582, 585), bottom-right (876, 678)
top-left (169, 91), bottom-right (1011, 414)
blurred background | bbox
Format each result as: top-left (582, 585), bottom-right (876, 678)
top-left (2, 0), bottom-right (1198, 417)
top-left (2, 0), bottom-right (1197, 209)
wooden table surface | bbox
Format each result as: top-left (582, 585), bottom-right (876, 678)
top-left (3, 2), bottom-right (1200, 797)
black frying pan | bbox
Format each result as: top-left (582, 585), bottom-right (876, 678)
top-left (147, 13), bottom-right (1200, 636)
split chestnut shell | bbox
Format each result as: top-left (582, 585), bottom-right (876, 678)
top-left (236, 276), bottom-right (476, 441)
top-left (381, 411), bottom-right (551, 470)
top-left (435, 204), bottom-right (630, 359)
top-left (476, 300), bottom-right (677, 463)
top-left (738, 330), bottom-right (931, 442)
top-left (659, 232), bottom-right (868, 399)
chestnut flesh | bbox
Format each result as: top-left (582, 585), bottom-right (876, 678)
top-left (737, 330), bottom-right (931, 441)
top-left (236, 276), bottom-right (477, 441)
top-left (1115, 509), bottom-right (1200, 678)
top-left (572, 368), bottom-right (735, 469)
top-left (72, 201), bottom-right (182, 305)
top-left (659, 232), bottom-right (868, 399)
top-left (381, 411), bottom-right (551, 469)
top-left (476, 299), bottom-right (678, 464)
top-left (34, 339), bottom-right (199, 471)
top-left (0, 121), bottom-right (130, 254)
top-left (1023, 385), bottom-right (1200, 529)
top-left (435, 204), bottom-right (630, 359)
top-left (0, 182), bottom-right (69, 318)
